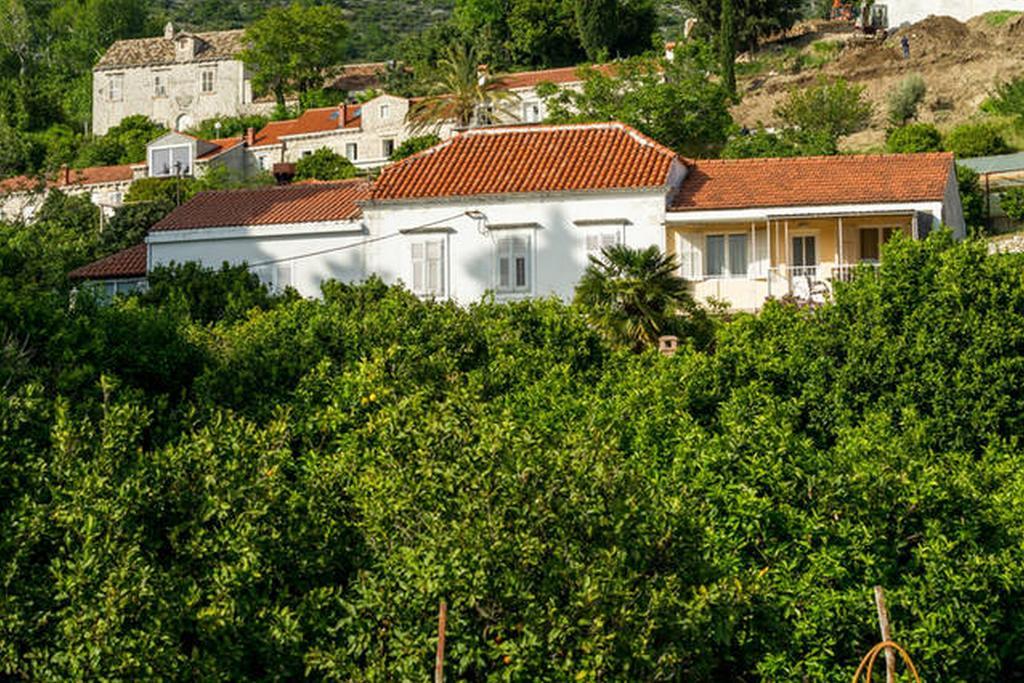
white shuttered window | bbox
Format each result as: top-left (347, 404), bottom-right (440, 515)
top-left (496, 235), bottom-right (531, 293)
top-left (411, 240), bottom-right (445, 296)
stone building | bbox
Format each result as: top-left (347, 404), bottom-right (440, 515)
top-left (92, 23), bottom-right (271, 135)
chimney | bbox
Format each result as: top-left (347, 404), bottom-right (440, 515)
top-left (164, 21), bottom-right (174, 40)
top-left (245, 127), bottom-right (256, 146)
top-left (272, 162), bottom-right (296, 185)
top-left (338, 103), bottom-right (347, 127)
top-left (60, 164), bottom-right (71, 186)
top-left (658, 335), bottom-right (679, 357)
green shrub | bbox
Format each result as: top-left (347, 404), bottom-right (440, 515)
top-left (774, 77), bottom-right (873, 140)
top-left (1000, 186), bottom-right (1024, 222)
top-left (887, 73), bottom-right (927, 126)
top-left (957, 163), bottom-right (986, 229)
top-left (885, 122), bottom-right (942, 153)
top-left (187, 114), bottom-right (270, 140)
top-left (722, 126), bottom-right (837, 158)
top-left (294, 147), bottom-right (358, 180)
top-left (943, 121), bottom-right (1012, 157)
top-left (983, 75), bottom-right (1024, 120)
top-left (390, 134), bottom-right (441, 160)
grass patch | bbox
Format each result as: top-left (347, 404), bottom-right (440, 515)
top-left (984, 10), bottom-right (1022, 27)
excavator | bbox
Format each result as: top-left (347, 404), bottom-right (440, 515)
top-left (831, 1), bottom-right (888, 34)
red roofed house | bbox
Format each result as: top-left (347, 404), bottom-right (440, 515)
top-left (666, 152), bottom-right (964, 309)
top-left (0, 164), bottom-right (135, 222)
top-left (75, 123), bottom-right (964, 310)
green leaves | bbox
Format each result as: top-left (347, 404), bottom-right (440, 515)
top-left (6, 235), bottom-right (1024, 678)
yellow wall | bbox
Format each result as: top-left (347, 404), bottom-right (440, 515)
top-left (666, 214), bottom-right (914, 311)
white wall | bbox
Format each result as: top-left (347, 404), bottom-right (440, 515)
top-left (147, 223), bottom-right (369, 297)
top-left (146, 190), bottom-right (669, 302)
top-left (882, 0), bottom-right (1024, 27)
top-left (361, 191), bottom-right (668, 304)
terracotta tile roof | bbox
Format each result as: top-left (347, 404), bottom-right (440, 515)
top-left (670, 152), bottom-right (955, 212)
top-left (95, 29), bottom-right (245, 70)
top-left (197, 137), bottom-right (243, 160)
top-left (495, 63), bottom-right (615, 89)
top-left (251, 106), bottom-right (360, 147)
top-left (58, 165), bottom-right (135, 186)
top-left (69, 244), bottom-right (148, 280)
top-left (370, 122), bottom-right (678, 202)
top-left (0, 165), bottom-right (134, 195)
top-left (151, 178), bottom-right (371, 231)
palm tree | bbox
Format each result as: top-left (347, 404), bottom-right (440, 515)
top-left (574, 244), bottom-right (701, 351)
top-left (406, 43), bottom-right (520, 132)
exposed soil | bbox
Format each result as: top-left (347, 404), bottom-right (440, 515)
top-left (731, 14), bottom-right (1024, 151)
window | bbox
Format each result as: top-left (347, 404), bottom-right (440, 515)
top-left (496, 235), bottom-right (531, 293)
top-left (345, 143), bottom-right (358, 161)
top-left (584, 230), bottom-right (620, 260)
top-left (150, 145), bottom-right (192, 177)
top-left (382, 139), bottom-right (395, 157)
top-left (411, 240), bottom-right (444, 296)
top-left (523, 101), bottom-right (541, 123)
top-left (257, 156), bottom-right (267, 170)
top-left (791, 235), bottom-right (817, 275)
top-left (859, 227), bottom-right (898, 261)
top-left (251, 263), bottom-right (293, 292)
top-left (154, 73), bottom-right (167, 97)
top-left (379, 103), bottom-right (390, 119)
top-left (705, 233), bottom-right (748, 278)
top-left (200, 70), bottom-right (215, 93)
top-left (109, 74), bottom-right (124, 102)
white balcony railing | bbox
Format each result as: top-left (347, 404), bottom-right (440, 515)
top-left (830, 261), bottom-right (880, 283)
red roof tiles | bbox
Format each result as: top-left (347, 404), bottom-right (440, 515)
top-left (69, 243), bottom-right (147, 280)
top-left (197, 137), bottom-right (243, 160)
top-left (495, 64), bottom-right (615, 89)
top-left (0, 164), bottom-right (134, 195)
top-left (151, 178), bottom-right (371, 231)
top-left (671, 153), bottom-right (955, 211)
top-left (251, 106), bottom-right (360, 147)
top-left (370, 122), bottom-right (679, 202)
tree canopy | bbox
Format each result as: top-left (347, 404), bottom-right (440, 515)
top-left (540, 46), bottom-right (733, 156)
top-left (241, 3), bottom-right (350, 108)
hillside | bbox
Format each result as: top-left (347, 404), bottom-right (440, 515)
top-left (732, 13), bottom-right (1024, 151)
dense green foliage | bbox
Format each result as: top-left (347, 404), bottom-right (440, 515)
top-left (718, 0), bottom-right (737, 96)
top-left (774, 77), bottom-right (874, 143)
top-left (241, 3), bottom-right (350, 108)
top-left (957, 164), bottom-right (986, 230)
top-left (943, 121), bottom-right (1012, 158)
top-left (887, 73), bottom-right (927, 127)
top-left (187, 114), bottom-right (272, 141)
top-left (293, 148), bottom-right (359, 181)
top-left (540, 48), bottom-right (733, 156)
top-left (983, 75), bottom-right (1024, 122)
top-left (722, 126), bottom-right (837, 158)
top-left (574, 244), bottom-right (710, 350)
top-left (1000, 186), bottom-right (1024, 223)
top-left (390, 134), bottom-right (442, 160)
top-left (7, 224), bottom-right (1024, 680)
top-left (885, 122), bottom-right (943, 153)
top-left (682, 0), bottom-right (803, 53)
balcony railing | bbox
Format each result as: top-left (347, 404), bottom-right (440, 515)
top-left (830, 261), bottom-right (880, 283)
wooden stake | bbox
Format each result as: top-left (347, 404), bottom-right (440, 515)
top-left (435, 599), bottom-right (447, 683)
top-left (873, 586), bottom-right (896, 683)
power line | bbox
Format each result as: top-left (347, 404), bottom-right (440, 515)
top-left (242, 211), bottom-right (474, 268)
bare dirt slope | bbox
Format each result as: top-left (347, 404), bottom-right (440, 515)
top-left (732, 14), bottom-right (1024, 151)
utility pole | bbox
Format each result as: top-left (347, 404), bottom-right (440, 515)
top-left (435, 599), bottom-right (447, 683)
top-left (873, 586), bottom-right (896, 683)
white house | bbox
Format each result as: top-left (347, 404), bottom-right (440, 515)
top-left (0, 164), bottom-right (135, 222)
top-left (71, 122), bottom-right (965, 311)
top-left (876, 1), bottom-right (1024, 27)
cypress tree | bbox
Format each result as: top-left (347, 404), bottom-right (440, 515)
top-left (719, 0), bottom-right (737, 96)
top-left (575, 0), bottom-right (618, 61)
